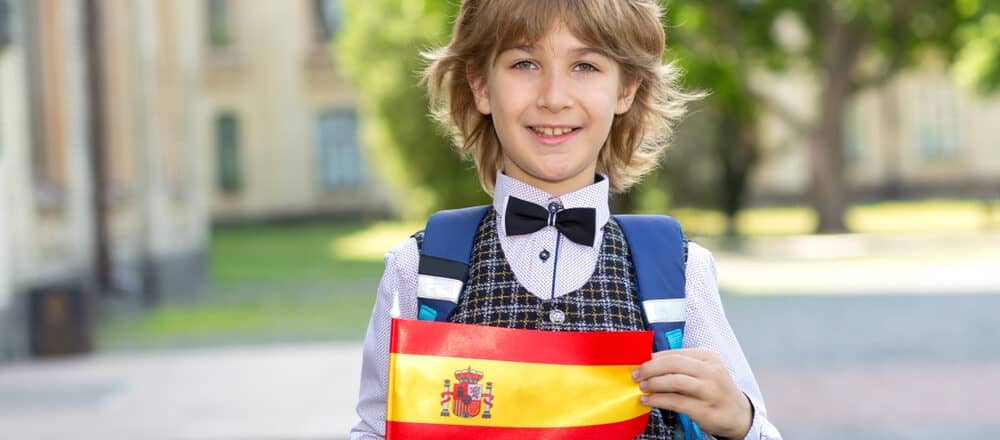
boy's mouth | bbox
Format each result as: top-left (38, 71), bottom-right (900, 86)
top-left (526, 125), bottom-right (581, 146)
top-left (528, 126), bottom-right (580, 137)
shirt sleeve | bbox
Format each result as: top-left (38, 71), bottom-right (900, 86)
top-left (683, 242), bottom-right (783, 440)
top-left (349, 238), bottom-right (420, 440)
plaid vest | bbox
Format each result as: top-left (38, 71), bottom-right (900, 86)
top-left (418, 208), bottom-right (675, 439)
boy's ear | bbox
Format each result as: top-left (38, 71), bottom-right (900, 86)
top-left (616, 79), bottom-right (641, 115)
top-left (466, 63), bottom-right (492, 115)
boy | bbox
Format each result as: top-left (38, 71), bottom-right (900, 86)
top-left (351, 1), bottom-right (781, 438)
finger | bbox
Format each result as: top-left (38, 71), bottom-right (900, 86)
top-left (640, 392), bottom-right (703, 416)
top-left (633, 353), bottom-right (709, 382)
top-left (653, 347), bottom-right (721, 364)
top-left (639, 373), bottom-right (705, 398)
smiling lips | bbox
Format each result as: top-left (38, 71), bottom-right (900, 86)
top-left (527, 126), bottom-right (581, 145)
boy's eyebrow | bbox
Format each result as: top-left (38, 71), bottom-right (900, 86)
top-left (503, 43), bottom-right (537, 53)
top-left (501, 44), bottom-right (608, 58)
top-left (569, 47), bottom-right (609, 58)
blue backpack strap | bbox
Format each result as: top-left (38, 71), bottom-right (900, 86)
top-left (615, 214), bottom-right (701, 440)
top-left (415, 206), bottom-right (491, 321)
top-left (614, 214), bottom-right (687, 352)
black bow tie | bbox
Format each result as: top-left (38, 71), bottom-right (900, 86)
top-left (504, 196), bottom-right (596, 247)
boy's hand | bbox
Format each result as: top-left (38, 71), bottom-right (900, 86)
top-left (632, 348), bottom-right (752, 439)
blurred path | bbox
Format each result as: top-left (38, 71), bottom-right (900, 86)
top-left (0, 343), bottom-right (363, 440)
top-left (758, 363), bottom-right (1000, 439)
top-left (710, 232), bottom-right (1000, 295)
top-left (725, 294), bottom-right (1000, 439)
top-left (2, 232), bottom-right (999, 439)
top-left (3, 295), bottom-right (1000, 439)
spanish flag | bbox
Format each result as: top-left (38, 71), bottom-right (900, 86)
top-left (386, 318), bottom-right (653, 439)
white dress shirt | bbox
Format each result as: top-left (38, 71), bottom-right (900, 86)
top-left (350, 172), bottom-right (782, 439)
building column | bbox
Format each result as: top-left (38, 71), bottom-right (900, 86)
top-left (0, 110), bottom-right (11, 360)
top-left (0, 0), bottom-right (19, 361)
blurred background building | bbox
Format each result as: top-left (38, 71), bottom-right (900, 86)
top-left (754, 68), bottom-right (1000, 202)
top-left (0, 0), bottom-right (385, 361)
top-left (0, 0), bottom-right (209, 359)
top-left (201, 0), bottom-right (387, 223)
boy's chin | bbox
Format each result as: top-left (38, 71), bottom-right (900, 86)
top-left (504, 158), bottom-right (593, 188)
top-left (528, 169), bottom-right (593, 188)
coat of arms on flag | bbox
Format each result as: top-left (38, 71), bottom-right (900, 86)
top-left (440, 366), bottom-right (494, 419)
top-left (386, 318), bottom-right (654, 439)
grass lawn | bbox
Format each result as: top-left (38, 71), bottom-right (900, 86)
top-left (672, 199), bottom-right (1000, 236)
top-left (97, 222), bottom-right (421, 350)
top-left (98, 284), bottom-right (378, 349)
top-left (97, 199), bottom-right (999, 350)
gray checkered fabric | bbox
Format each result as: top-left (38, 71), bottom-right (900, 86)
top-left (419, 208), bottom-right (675, 439)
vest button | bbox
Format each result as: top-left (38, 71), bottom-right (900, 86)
top-left (549, 308), bottom-right (566, 324)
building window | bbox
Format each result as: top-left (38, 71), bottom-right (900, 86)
top-left (317, 110), bottom-right (363, 189)
top-left (207, 0), bottom-right (232, 47)
top-left (0, 0), bottom-right (12, 49)
top-left (312, 0), bottom-right (341, 43)
top-left (215, 113), bottom-right (242, 193)
top-left (914, 85), bottom-right (960, 161)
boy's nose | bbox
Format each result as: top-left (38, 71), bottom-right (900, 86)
top-left (537, 72), bottom-right (572, 113)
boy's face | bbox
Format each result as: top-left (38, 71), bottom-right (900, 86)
top-left (470, 24), bottom-right (639, 196)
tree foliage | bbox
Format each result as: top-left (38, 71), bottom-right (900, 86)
top-left (658, 2), bottom-right (775, 235)
top-left (664, 0), bottom-right (998, 232)
top-left (337, 0), bottom-right (487, 220)
top-left (952, 6), bottom-right (1000, 94)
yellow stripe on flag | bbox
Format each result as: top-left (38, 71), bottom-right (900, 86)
top-left (387, 352), bottom-right (646, 428)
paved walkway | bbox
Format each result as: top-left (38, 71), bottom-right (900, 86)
top-left (0, 343), bottom-right (364, 440)
top-left (709, 232), bottom-right (1000, 295)
top-left (759, 362), bottom-right (1000, 439)
top-left (3, 339), bottom-right (999, 439)
top-left (6, 295), bottom-right (1000, 439)
top-left (2, 232), bottom-right (999, 439)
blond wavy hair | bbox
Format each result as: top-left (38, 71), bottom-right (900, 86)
top-left (423, 0), bottom-right (700, 194)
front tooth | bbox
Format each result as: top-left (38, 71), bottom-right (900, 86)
top-left (544, 127), bottom-right (554, 136)
top-left (556, 128), bottom-right (567, 135)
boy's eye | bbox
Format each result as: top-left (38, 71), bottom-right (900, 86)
top-left (574, 63), bottom-right (599, 73)
top-left (512, 60), bottom-right (537, 70)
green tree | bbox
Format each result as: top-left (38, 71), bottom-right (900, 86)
top-left (337, 0), bottom-right (487, 219)
top-left (666, 0), bottom-right (995, 233)
top-left (659, 2), bottom-right (777, 236)
top-left (952, 7), bottom-right (1000, 94)
top-left (778, 1), bottom-right (967, 232)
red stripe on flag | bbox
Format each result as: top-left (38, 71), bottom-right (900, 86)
top-left (386, 413), bottom-right (650, 439)
top-left (390, 319), bottom-right (652, 365)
